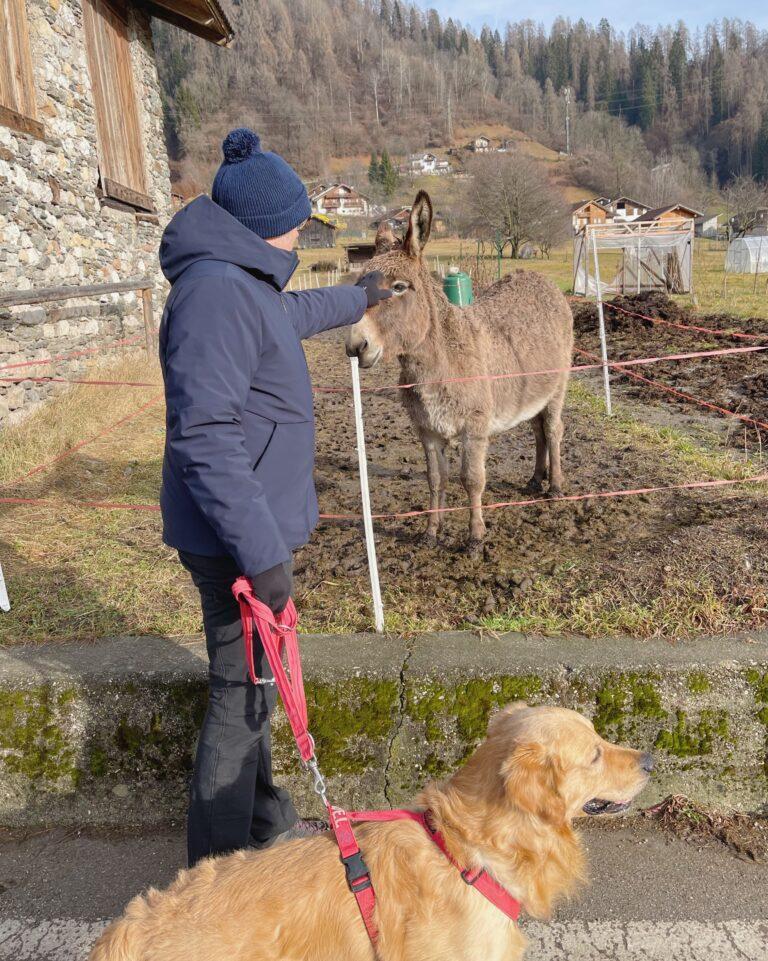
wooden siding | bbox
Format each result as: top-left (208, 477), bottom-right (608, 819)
top-left (0, 0), bottom-right (43, 138)
top-left (82, 0), bottom-right (154, 211)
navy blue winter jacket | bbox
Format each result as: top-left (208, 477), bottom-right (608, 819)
top-left (158, 196), bottom-right (367, 577)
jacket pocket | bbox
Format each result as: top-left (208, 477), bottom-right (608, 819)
top-left (242, 411), bottom-right (278, 472)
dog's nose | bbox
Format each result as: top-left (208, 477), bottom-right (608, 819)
top-left (345, 339), bottom-right (367, 359)
top-left (639, 752), bottom-right (654, 774)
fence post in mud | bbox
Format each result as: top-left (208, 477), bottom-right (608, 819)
top-left (0, 561), bottom-right (9, 612)
top-left (590, 228), bottom-right (613, 416)
top-left (349, 356), bottom-right (385, 633)
top-left (141, 287), bottom-right (154, 360)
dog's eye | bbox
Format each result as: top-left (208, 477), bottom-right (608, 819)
top-left (592, 747), bottom-right (602, 764)
top-left (391, 281), bottom-right (409, 294)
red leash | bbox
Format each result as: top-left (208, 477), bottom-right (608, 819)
top-left (232, 578), bottom-right (522, 951)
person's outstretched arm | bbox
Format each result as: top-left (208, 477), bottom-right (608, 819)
top-left (163, 275), bottom-right (290, 579)
top-left (285, 272), bottom-right (391, 340)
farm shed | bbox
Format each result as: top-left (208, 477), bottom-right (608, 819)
top-left (346, 243), bottom-right (376, 270)
top-left (298, 214), bottom-right (338, 249)
top-left (0, 0), bottom-right (232, 424)
top-left (725, 236), bottom-right (768, 274)
top-left (695, 212), bottom-right (721, 239)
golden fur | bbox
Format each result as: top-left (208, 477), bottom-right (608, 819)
top-left (89, 705), bottom-right (650, 961)
top-left (345, 192), bottom-right (575, 545)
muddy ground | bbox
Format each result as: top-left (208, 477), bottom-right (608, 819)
top-left (293, 294), bottom-right (768, 634)
top-left (572, 291), bottom-right (768, 449)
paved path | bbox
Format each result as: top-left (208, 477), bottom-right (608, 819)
top-left (0, 819), bottom-right (766, 960)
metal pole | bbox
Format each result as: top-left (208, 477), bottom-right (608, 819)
top-left (0, 561), bottom-right (9, 612)
top-left (754, 235), bottom-right (764, 294)
top-left (141, 288), bottom-right (154, 359)
top-left (349, 356), bottom-right (385, 633)
top-left (590, 229), bottom-right (613, 416)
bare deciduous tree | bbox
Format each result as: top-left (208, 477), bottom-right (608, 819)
top-left (461, 153), bottom-right (569, 259)
top-left (724, 175), bottom-right (768, 237)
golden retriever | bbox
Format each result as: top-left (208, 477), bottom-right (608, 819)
top-left (89, 703), bottom-right (652, 961)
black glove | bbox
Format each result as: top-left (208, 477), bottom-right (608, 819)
top-left (250, 562), bottom-right (293, 615)
top-left (355, 271), bottom-right (393, 309)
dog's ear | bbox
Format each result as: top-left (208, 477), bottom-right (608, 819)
top-left (487, 701), bottom-right (528, 735)
top-left (502, 742), bottom-right (566, 823)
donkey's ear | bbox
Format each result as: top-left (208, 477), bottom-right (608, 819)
top-left (404, 191), bottom-right (433, 259)
top-left (375, 220), bottom-right (397, 253)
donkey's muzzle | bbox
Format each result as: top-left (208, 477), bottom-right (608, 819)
top-left (345, 338), bottom-right (367, 358)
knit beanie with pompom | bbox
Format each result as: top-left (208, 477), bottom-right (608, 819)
top-left (211, 128), bottom-right (311, 239)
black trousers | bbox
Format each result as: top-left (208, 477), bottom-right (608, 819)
top-left (179, 551), bottom-right (298, 867)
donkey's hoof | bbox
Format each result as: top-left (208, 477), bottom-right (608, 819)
top-left (525, 477), bottom-right (545, 494)
top-left (420, 530), bottom-right (439, 547)
top-left (547, 486), bottom-right (564, 499)
top-left (464, 538), bottom-right (484, 557)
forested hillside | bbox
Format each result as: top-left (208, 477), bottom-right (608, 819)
top-left (154, 1), bottom-right (768, 196)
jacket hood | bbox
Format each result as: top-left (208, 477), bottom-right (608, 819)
top-left (159, 195), bottom-right (299, 290)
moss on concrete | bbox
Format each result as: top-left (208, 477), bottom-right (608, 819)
top-left (687, 672), bottom-right (712, 695)
top-left (406, 675), bottom-right (543, 776)
top-left (747, 669), bottom-right (768, 775)
top-left (0, 687), bottom-right (77, 783)
top-left (273, 679), bottom-right (400, 777)
top-left (86, 679), bottom-right (207, 782)
top-left (654, 709), bottom-right (731, 757)
top-left (591, 673), bottom-right (667, 741)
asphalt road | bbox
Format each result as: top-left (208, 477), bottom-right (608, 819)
top-left (0, 818), bottom-right (766, 960)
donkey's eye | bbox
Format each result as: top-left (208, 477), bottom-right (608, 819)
top-left (592, 747), bottom-right (602, 765)
top-left (391, 281), bottom-right (409, 294)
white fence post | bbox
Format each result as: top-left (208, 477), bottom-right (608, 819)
top-left (590, 228), bottom-right (613, 416)
top-left (349, 356), bottom-right (385, 633)
top-left (0, 561), bottom-right (10, 612)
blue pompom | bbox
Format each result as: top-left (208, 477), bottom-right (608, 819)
top-left (222, 128), bottom-right (261, 164)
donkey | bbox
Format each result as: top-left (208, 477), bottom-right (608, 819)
top-left (345, 191), bottom-right (574, 548)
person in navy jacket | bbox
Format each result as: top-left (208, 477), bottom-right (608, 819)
top-left (158, 129), bottom-right (391, 866)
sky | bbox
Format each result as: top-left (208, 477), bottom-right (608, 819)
top-left (420, 1), bottom-right (768, 35)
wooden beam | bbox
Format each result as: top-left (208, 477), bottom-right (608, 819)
top-left (0, 104), bottom-right (44, 141)
top-left (137, 0), bottom-right (233, 44)
top-left (0, 278), bottom-right (153, 308)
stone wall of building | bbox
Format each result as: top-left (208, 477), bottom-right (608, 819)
top-left (0, 0), bottom-right (173, 425)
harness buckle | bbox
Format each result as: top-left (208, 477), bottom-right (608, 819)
top-left (460, 866), bottom-right (484, 886)
top-left (342, 850), bottom-right (372, 891)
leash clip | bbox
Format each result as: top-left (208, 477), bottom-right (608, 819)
top-left (305, 756), bottom-right (328, 804)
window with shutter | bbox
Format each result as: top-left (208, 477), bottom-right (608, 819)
top-left (0, 0), bottom-right (44, 139)
top-left (82, 0), bottom-right (155, 212)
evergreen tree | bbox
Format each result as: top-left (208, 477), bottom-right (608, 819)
top-left (368, 152), bottom-right (380, 187)
top-left (378, 149), bottom-right (399, 198)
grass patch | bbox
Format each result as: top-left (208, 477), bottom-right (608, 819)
top-left (568, 380), bottom-right (762, 482)
top-left (472, 567), bottom-right (766, 639)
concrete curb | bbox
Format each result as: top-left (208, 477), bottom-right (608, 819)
top-left (0, 631), bottom-right (766, 825)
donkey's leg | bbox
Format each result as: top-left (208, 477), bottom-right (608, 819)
top-left (460, 432), bottom-right (489, 547)
top-left (421, 432), bottom-right (444, 543)
top-left (525, 412), bottom-right (549, 493)
top-left (543, 387), bottom-right (566, 496)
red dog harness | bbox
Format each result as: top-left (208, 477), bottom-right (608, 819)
top-left (233, 579), bottom-right (522, 950)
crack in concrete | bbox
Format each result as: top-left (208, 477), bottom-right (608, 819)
top-left (383, 639), bottom-right (413, 807)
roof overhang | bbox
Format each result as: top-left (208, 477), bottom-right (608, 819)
top-left (137, 0), bottom-right (234, 45)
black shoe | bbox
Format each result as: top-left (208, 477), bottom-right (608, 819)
top-left (252, 818), bottom-right (329, 850)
